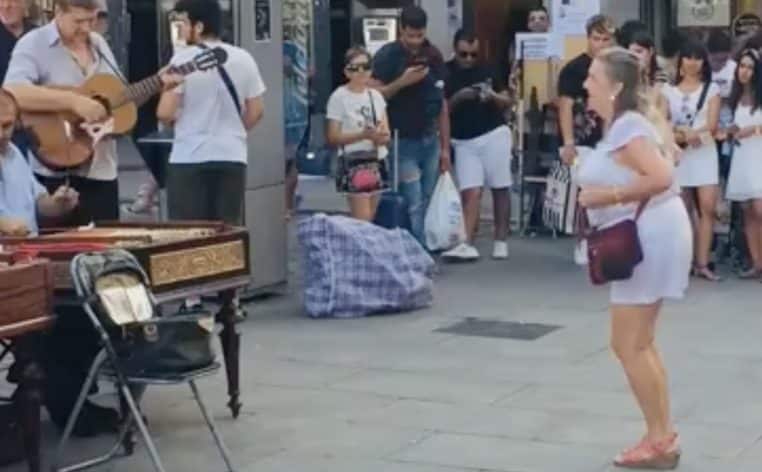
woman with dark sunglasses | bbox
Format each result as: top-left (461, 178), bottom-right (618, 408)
top-left (325, 47), bottom-right (391, 221)
top-left (663, 40), bottom-right (723, 281)
top-left (720, 49), bottom-right (762, 279)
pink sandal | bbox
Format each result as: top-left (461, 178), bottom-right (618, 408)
top-left (614, 433), bottom-right (681, 470)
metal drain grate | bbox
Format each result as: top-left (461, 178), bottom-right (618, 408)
top-left (435, 318), bottom-right (562, 341)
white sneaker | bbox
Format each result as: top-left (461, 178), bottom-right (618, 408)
top-left (442, 243), bottom-right (480, 261)
top-left (574, 239), bottom-right (588, 266)
top-left (492, 240), bottom-right (509, 259)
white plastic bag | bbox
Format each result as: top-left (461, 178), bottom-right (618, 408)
top-left (424, 172), bottom-right (466, 251)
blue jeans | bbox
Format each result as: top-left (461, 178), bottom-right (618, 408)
top-left (391, 134), bottom-right (440, 245)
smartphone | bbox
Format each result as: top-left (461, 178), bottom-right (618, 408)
top-left (407, 54), bottom-right (428, 68)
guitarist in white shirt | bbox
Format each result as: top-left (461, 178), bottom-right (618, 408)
top-left (3, 0), bottom-right (181, 226)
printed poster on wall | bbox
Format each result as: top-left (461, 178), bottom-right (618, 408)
top-left (255, 0), bottom-right (271, 42)
top-left (447, 0), bottom-right (463, 43)
top-left (551, 0), bottom-right (601, 36)
top-left (514, 33), bottom-right (562, 60)
top-left (677, 0), bottom-right (731, 27)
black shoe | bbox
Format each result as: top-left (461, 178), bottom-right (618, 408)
top-left (6, 361), bottom-right (21, 384)
top-left (53, 401), bottom-right (120, 438)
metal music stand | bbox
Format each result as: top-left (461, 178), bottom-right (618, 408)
top-left (136, 128), bottom-right (174, 221)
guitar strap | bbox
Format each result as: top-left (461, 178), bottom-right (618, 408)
top-left (93, 40), bottom-right (128, 85)
top-left (197, 43), bottom-right (242, 116)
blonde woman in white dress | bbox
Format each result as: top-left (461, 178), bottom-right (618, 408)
top-left (663, 40), bottom-right (722, 281)
top-left (720, 49), bottom-right (762, 279)
top-left (579, 47), bottom-right (691, 469)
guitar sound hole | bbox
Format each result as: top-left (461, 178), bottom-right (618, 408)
top-left (91, 95), bottom-right (113, 115)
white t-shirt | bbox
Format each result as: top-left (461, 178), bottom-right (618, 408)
top-left (712, 59), bottom-right (737, 99)
top-left (326, 86), bottom-right (388, 159)
top-left (169, 41), bottom-right (266, 165)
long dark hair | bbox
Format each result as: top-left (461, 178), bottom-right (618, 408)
top-left (729, 49), bottom-right (762, 114)
top-left (675, 40), bottom-right (712, 85)
top-left (628, 30), bottom-right (658, 85)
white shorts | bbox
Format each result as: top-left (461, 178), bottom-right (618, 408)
top-left (452, 125), bottom-right (513, 191)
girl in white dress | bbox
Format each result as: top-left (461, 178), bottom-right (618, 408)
top-left (663, 40), bottom-right (722, 281)
top-left (579, 48), bottom-right (691, 469)
top-left (720, 49), bottom-right (762, 279)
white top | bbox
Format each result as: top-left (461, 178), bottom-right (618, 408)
top-left (326, 86), bottom-right (388, 159)
top-left (712, 59), bottom-right (737, 99)
top-left (169, 41), bottom-right (266, 165)
top-left (663, 82), bottom-right (720, 129)
top-left (578, 112), bottom-right (679, 228)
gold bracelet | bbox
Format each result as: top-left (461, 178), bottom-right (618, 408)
top-left (612, 186), bottom-right (623, 205)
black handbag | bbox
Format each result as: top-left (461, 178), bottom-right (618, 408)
top-left (112, 311), bottom-right (217, 376)
top-left (90, 261), bottom-right (217, 376)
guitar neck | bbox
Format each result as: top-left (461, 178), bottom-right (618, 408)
top-left (122, 61), bottom-right (199, 106)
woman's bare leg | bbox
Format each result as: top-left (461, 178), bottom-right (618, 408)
top-left (610, 302), bottom-right (673, 441)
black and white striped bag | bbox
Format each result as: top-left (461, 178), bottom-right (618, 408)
top-left (542, 161), bottom-right (579, 235)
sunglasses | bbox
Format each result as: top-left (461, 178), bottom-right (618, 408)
top-left (458, 51), bottom-right (478, 59)
top-left (346, 63), bottom-right (371, 72)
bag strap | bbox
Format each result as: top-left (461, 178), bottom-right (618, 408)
top-left (689, 82), bottom-right (711, 127)
top-left (368, 90), bottom-right (377, 125)
top-left (577, 197), bottom-right (650, 236)
top-left (341, 89), bottom-right (379, 156)
top-left (197, 43), bottom-right (242, 116)
top-left (634, 198), bottom-right (650, 220)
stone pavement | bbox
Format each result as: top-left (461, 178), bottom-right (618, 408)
top-left (3, 219), bottom-right (762, 472)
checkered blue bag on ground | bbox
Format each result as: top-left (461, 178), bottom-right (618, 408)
top-left (298, 214), bottom-right (435, 318)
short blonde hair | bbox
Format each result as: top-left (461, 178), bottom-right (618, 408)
top-left (586, 14), bottom-right (616, 37)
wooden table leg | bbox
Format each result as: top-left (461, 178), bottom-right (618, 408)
top-left (14, 336), bottom-right (44, 472)
top-left (217, 289), bottom-right (241, 418)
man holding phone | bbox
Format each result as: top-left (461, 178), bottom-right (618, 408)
top-left (443, 29), bottom-right (513, 261)
top-left (371, 5), bottom-right (451, 246)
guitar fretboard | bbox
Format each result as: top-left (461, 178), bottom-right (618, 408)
top-left (120, 62), bottom-right (199, 107)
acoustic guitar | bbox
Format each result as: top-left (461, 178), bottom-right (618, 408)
top-left (20, 46), bottom-right (228, 170)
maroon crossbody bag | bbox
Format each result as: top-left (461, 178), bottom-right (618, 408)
top-left (579, 199), bottom-right (649, 285)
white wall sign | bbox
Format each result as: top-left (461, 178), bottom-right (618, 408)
top-left (677, 0), bottom-right (731, 27)
top-left (551, 0), bottom-right (601, 36)
top-left (514, 33), bottom-right (562, 60)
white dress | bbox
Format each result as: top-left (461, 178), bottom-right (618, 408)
top-left (726, 104), bottom-right (762, 201)
top-left (663, 83), bottom-right (720, 187)
top-left (577, 112), bottom-right (693, 305)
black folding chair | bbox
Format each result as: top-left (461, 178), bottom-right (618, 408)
top-left (51, 250), bottom-right (236, 472)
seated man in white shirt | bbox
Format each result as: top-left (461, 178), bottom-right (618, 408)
top-left (0, 91), bottom-right (117, 438)
top-left (0, 90), bottom-right (78, 235)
